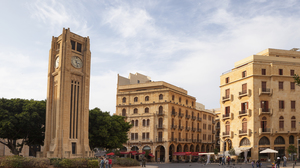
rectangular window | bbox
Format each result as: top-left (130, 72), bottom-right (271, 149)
top-left (77, 43), bottom-right (82, 52)
top-left (197, 134), bottom-right (199, 141)
top-left (208, 135), bottom-right (211, 140)
top-left (171, 132), bottom-right (174, 139)
top-left (72, 142), bottom-right (76, 154)
top-left (146, 133), bottom-right (149, 139)
top-left (131, 133), bottom-right (134, 140)
top-left (279, 100), bottom-right (285, 109)
top-left (71, 40), bottom-right (76, 50)
top-left (279, 82), bottom-right (284, 90)
top-left (262, 81), bottom-right (267, 90)
top-left (225, 77), bottom-right (229, 83)
top-left (261, 101), bottom-right (269, 112)
top-left (262, 69), bottom-right (266, 75)
top-left (242, 83), bottom-right (247, 94)
top-left (291, 101), bottom-right (296, 109)
top-left (291, 70), bottom-right (295, 76)
top-left (142, 133), bottom-right (145, 139)
top-left (135, 133), bottom-right (138, 140)
top-left (203, 114), bottom-right (206, 120)
top-left (292, 121), bottom-right (296, 129)
top-left (203, 124), bottom-right (206, 130)
top-left (225, 89), bottom-right (230, 98)
top-left (241, 102), bottom-right (248, 112)
top-left (279, 121), bottom-right (284, 129)
top-left (186, 133), bottom-right (188, 140)
top-left (291, 82), bottom-right (295, 90)
top-left (179, 133), bottom-right (181, 141)
top-left (242, 71), bottom-right (247, 78)
top-left (208, 124), bottom-right (211, 130)
top-left (158, 132), bottom-right (162, 139)
top-left (208, 116), bottom-right (211, 121)
top-left (225, 106), bottom-right (230, 114)
top-left (279, 69), bottom-right (283, 75)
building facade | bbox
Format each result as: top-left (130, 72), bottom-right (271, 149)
top-left (220, 48), bottom-right (300, 161)
top-left (116, 73), bottom-right (215, 163)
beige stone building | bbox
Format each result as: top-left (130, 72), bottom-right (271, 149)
top-left (220, 48), bottom-right (300, 161)
top-left (116, 73), bottom-right (215, 163)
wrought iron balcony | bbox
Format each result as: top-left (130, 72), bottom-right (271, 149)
top-left (185, 115), bottom-right (190, 119)
top-left (171, 111), bottom-right (177, 117)
top-left (185, 127), bottom-right (190, 131)
top-left (178, 126), bottom-right (184, 130)
top-left (197, 129), bottom-right (202, 132)
top-left (192, 128), bottom-right (196, 132)
top-left (191, 116), bottom-right (196, 120)
top-left (156, 125), bottom-right (164, 129)
top-left (171, 125), bottom-right (177, 130)
top-left (156, 111), bottom-right (165, 116)
top-left (197, 117), bottom-right (202, 122)
top-left (178, 112), bottom-right (184, 118)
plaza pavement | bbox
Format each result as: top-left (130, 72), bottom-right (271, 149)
top-left (145, 161), bottom-right (299, 168)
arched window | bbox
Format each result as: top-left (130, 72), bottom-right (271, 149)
top-left (192, 102), bottom-right (194, 106)
top-left (291, 116), bottom-right (296, 130)
top-left (143, 119), bottom-right (146, 126)
top-left (179, 97), bottom-right (181, 103)
top-left (279, 116), bottom-right (284, 130)
top-left (145, 107), bottom-right (149, 113)
top-left (259, 136), bottom-right (270, 145)
top-left (240, 137), bottom-right (250, 146)
top-left (192, 111), bottom-right (194, 117)
top-left (147, 119), bottom-right (150, 126)
top-left (197, 113), bottom-right (199, 118)
top-left (122, 97), bottom-right (126, 103)
top-left (122, 109), bottom-right (126, 116)
top-left (289, 135), bottom-right (294, 144)
top-left (159, 106), bottom-right (163, 113)
top-left (134, 97), bottom-right (138, 102)
top-left (186, 99), bottom-right (188, 105)
top-left (159, 94), bottom-right (163, 100)
top-left (172, 107), bottom-right (175, 113)
top-left (225, 121), bottom-right (230, 135)
top-left (159, 118), bottom-right (163, 127)
top-left (131, 120), bottom-right (134, 125)
top-left (172, 95), bottom-right (175, 101)
top-left (242, 118), bottom-right (247, 133)
top-left (135, 120), bottom-right (138, 126)
top-left (274, 136), bottom-right (285, 144)
top-left (134, 108), bottom-right (138, 114)
top-left (145, 96), bottom-right (149, 101)
top-left (179, 108), bottom-right (181, 115)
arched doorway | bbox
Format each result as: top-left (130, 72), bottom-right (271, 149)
top-left (274, 136), bottom-right (285, 157)
top-left (184, 144), bottom-right (188, 152)
top-left (169, 144), bottom-right (175, 162)
top-left (259, 136), bottom-right (270, 159)
top-left (155, 145), bottom-right (165, 162)
top-left (206, 145), bottom-right (209, 152)
top-left (143, 146), bottom-right (151, 160)
top-left (201, 144), bottom-right (205, 152)
top-left (131, 146), bottom-right (139, 160)
top-left (196, 145), bottom-right (200, 152)
top-left (190, 144), bottom-right (194, 152)
top-left (176, 144), bottom-right (182, 161)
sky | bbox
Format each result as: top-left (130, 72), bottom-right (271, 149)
top-left (1, 0), bottom-right (300, 114)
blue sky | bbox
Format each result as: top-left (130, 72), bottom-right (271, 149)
top-left (1, 0), bottom-right (300, 114)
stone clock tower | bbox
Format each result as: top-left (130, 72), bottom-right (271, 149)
top-left (40, 28), bottom-right (92, 158)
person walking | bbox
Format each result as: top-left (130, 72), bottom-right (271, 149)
top-left (283, 155), bottom-right (287, 167)
top-left (251, 160), bottom-right (254, 168)
top-left (105, 157), bottom-right (109, 168)
top-left (100, 158), bottom-right (104, 168)
top-left (227, 156), bottom-right (230, 165)
top-left (222, 156), bottom-right (225, 165)
top-left (142, 156), bottom-right (146, 167)
top-left (108, 158), bottom-right (112, 168)
top-left (256, 160), bottom-right (260, 168)
top-left (276, 157), bottom-right (281, 168)
top-left (219, 156), bottom-right (222, 166)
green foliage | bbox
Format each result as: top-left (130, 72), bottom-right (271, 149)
top-left (0, 98), bottom-right (46, 156)
top-left (87, 160), bottom-right (99, 168)
top-left (145, 150), bottom-right (150, 157)
top-left (89, 108), bottom-right (132, 150)
top-left (0, 156), bottom-right (49, 168)
top-left (112, 158), bottom-right (140, 167)
top-left (287, 145), bottom-right (297, 154)
top-left (228, 148), bottom-right (236, 156)
top-left (294, 74), bottom-right (300, 86)
top-left (214, 148), bottom-right (219, 155)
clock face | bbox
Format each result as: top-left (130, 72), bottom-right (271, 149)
top-left (55, 56), bottom-right (59, 69)
top-left (71, 56), bottom-right (83, 68)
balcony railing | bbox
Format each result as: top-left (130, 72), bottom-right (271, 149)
top-left (197, 117), bottom-right (202, 122)
top-left (238, 89), bottom-right (251, 98)
top-left (259, 108), bottom-right (273, 116)
top-left (156, 125), bottom-right (164, 129)
top-left (171, 111), bottom-right (177, 116)
top-left (192, 128), bottom-right (196, 132)
top-left (197, 129), bottom-right (202, 132)
top-left (223, 132), bottom-right (230, 136)
top-left (223, 113), bottom-right (231, 120)
top-left (212, 130), bottom-right (215, 134)
top-left (239, 129), bottom-right (247, 135)
top-left (215, 126), bottom-right (220, 130)
top-left (178, 113), bottom-right (184, 118)
top-left (212, 120), bottom-right (215, 124)
top-left (178, 126), bottom-right (184, 130)
top-left (185, 127), bottom-right (190, 131)
top-left (238, 109), bottom-right (251, 117)
top-left (197, 139), bottom-right (202, 143)
top-left (185, 115), bottom-right (190, 119)
top-left (262, 128), bottom-right (271, 132)
top-left (171, 125), bottom-right (177, 130)
top-left (259, 128), bottom-right (271, 135)
top-left (259, 88), bottom-right (273, 96)
top-left (191, 116), bottom-right (196, 120)
top-left (222, 95), bottom-right (231, 102)
top-left (156, 111), bottom-right (165, 116)
top-left (169, 138), bottom-right (177, 142)
top-left (156, 138), bottom-right (164, 142)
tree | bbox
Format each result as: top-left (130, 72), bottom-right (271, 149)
top-left (287, 145), bottom-right (297, 154)
top-left (89, 108), bottom-right (132, 150)
top-left (294, 74), bottom-right (300, 86)
top-left (228, 148), bottom-right (235, 156)
top-left (0, 98), bottom-right (46, 156)
top-left (214, 148), bottom-right (219, 155)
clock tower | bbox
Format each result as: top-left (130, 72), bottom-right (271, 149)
top-left (40, 28), bottom-right (92, 158)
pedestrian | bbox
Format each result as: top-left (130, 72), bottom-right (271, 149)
top-left (219, 156), bottom-right (222, 166)
top-left (251, 160), bottom-right (254, 168)
top-left (100, 158), bottom-right (104, 168)
top-left (142, 156), bottom-right (146, 167)
top-left (256, 160), bottom-right (259, 168)
top-left (105, 157), bottom-right (109, 168)
top-left (222, 156), bottom-right (225, 165)
top-left (283, 155), bottom-right (287, 167)
top-left (108, 157), bottom-right (112, 168)
top-left (227, 156), bottom-right (230, 165)
top-left (276, 157), bottom-right (281, 168)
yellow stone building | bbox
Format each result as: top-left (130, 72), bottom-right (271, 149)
top-left (220, 48), bottom-right (300, 161)
top-left (116, 73), bottom-right (216, 163)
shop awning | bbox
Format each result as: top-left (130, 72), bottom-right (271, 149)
top-left (130, 151), bottom-right (138, 155)
top-left (173, 152), bottom-right (186, 156)
top-left (137, 151), bottom-right (145, 155)
top-left (120, 151), bottom-right (130, 154)
top-left (106, 152), bottom-right (115, 156)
